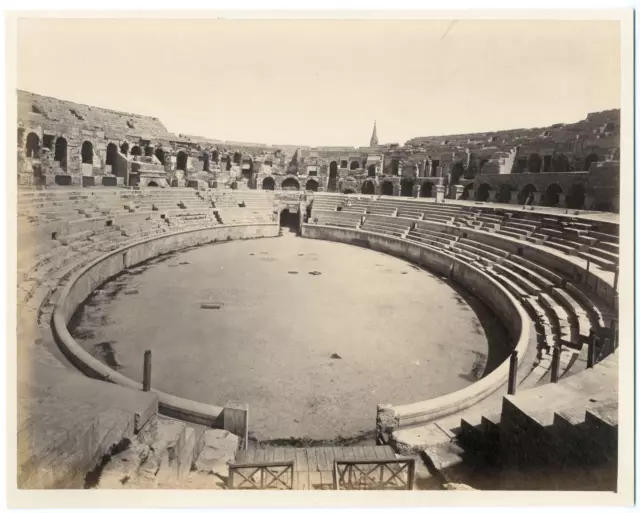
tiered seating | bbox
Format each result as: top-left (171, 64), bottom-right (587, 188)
top-left (405, 222), bottom-right (459, 251)
top-left (310, 210), bottom-right (362, 229)
top-left (210, 191), bottom-right (276, 225)
top-left (309, 195), bottom-right (342, 212)
top-left (360, 214), bottom-right (413, 238)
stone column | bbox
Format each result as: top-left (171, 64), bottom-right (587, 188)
top-left (435, 184), bottom-right (446, 203)
top-left (452, 184), bottom-right (464, 200)
top-left (533, 192), bottom-right (543, 205)
top-left (487, 190), bottom-right (498, 203)
top-left (557, 193), bottom-right (567, 208)
top-left (412, 184), bottom-right (421, 198)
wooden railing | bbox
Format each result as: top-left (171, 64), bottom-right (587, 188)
top-left (333, 458), bottom-right (416, 490)
top-left (228, 461), bottom-right (295, 490)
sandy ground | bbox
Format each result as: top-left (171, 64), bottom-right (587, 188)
top-left (72, 233), bottom-right (508, 441)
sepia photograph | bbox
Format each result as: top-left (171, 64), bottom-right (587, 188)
top-left (5, 7), bottom-right (635, 509)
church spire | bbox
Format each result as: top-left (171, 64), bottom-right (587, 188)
top-left (370, 121), bottom-right (378, 147)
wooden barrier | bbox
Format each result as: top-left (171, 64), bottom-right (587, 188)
top-left (228, 461), bottom-right (295, 490)
top-left (333, 458), bottom-right (415, 490)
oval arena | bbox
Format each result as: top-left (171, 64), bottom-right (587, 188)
top-left (17, 91), bottom-right (620, 491)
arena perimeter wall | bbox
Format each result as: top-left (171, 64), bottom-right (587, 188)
top-left (301, 223), bottom-right (535, 430)
top-left (52, 223), bottom-right (279, 426)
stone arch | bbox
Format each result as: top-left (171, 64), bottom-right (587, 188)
top-left (148, 181), bottom-right (159, 187)
top-left (584, 153), bottom-right (599, 171)
top-left (391, 159), bottom-right (400, 176)
top-left (350, 160), bottom-right (360, 171)
top-left (400, 178), bottom-right (414, 197)
top-left (202, 152), bottom-right (211, 172)
top-left (262, 176), bottom-right (275, 190)
top-left (54, 137), bottom-right (67, 170)
top-left (233, 151), bottom-right (241, 164)
top-left (543, 183), bottom-right (563, 207)
top-left (305, 179), bottom-right (319, 192)
top-left (362, 181), bottom-right (375, 195)
top-left (81, 141), bottom-right (93, 164)
top-left (176, 151), bottom-right (188, 171)
top-left (343, 188), bottom-right (356, 194)
top-left (130, 145), bottom-right (142, 157)
top-left (364, 164), bottom-right (374, 178)
top-left (106, 142), bottom-right (118, 166)
top-left (528, 153), bottom-right (542, 173)
top-left (420, 182), bottom-right (433, 198)
top-left (226, 158), bottom-right (232, 171)
top-left (461, 183), bottom-right (474, 200)
top-left (281, 177), bottom-right (300, 190)
top-left (155, 148), bottom-right (165, 165)
top-left (496, 183), bottom-right (513, 203)
top-left (476, 183), bottom-right (492, 202)
top-left (381, 181), bottom-right (394, 196)
top-left (212, 149), bottom-right (219, 163)
top-left (518, 184), bottom-right (537, 205)
top-left (25, 132), bottom-right (40, 158)
top-left (550, 153), bottom-right (571, 173)
top-left (450, 162), bottom-right (464, 186)
top-left (566, 183), bottom-right (586, 210)
top-left (120, 142), bottom-right (129, 155)
top-left (144, 145), bottom-right (154, 157)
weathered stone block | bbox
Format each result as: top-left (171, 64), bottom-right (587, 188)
top-left (82, 176), bottom-right (95, 187)
top-left (102, 175), bottom-right (119, 186)
top-left (54, 174), bottom-right (72, 186)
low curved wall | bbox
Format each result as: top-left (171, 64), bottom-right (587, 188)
top-left (52, 223), bottom-right (279, 426)
top-left (301, 223), bottom-right (535, 430)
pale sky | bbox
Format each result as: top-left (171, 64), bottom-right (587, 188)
top-left (16, 18), bottom-right (621, 147)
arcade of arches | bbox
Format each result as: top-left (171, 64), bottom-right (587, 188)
top-left (262, 177), bottom-right (275, 190)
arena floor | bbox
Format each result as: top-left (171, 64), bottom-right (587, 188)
top-left (71, 233), bottom-right (510, 441)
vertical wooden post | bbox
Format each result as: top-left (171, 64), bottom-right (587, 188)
top-left (142, 350), bottom-right (152, 392)
top-left (507, 350), bottom-right (518, 395)
top-left (550, 344), bottom-right (561, 383)
top-left (587, 331), bottom-right (595, 369)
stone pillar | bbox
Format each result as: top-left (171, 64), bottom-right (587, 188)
top-left (376, 404), bottom-right (398, 445)
top-left (584, 194), bottom-right (596, 210)
top-left (435, 185), bottom-right (445, 203)
top-left (452, 184), bottom-right (464, 200)
top-left (533, 192), bottom-right (543, 205)
top-left (412, 184), bottom-right (421, 198)
top-left (487, 190), bottom-right (498, 203)
top-left (222, 401), bottom-right (249, 448)
top-left (557, 193), bottom-right (566, 208)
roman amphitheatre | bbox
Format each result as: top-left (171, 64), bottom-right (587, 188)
top-left (16, 89), bottom-right (620, 491)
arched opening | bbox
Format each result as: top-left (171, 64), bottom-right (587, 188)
top-left (130, 145), bottom-right (142, 157)
top-left (400, 179), bottom-right (414, 197)
top-left (328, 161), bottom-right (338, 192)
top-left (155, 148), bottom-right (165, 165)
top-left (211, 149), bottom-right (219, 163)
top-left (450, 162), bottom-right (464, 185)
top-left (550, 153), bottom-right (571, 173)
top-left (566, 183), bottom-right (586, 210)
top-left (226, 158), bottom-right (232, 171)
top-left (496, 184), bottom-right (512, 203)
top-left (176, 151), bottom-right (188, 171)
top-left (528, 153), bottom-right (542, 173)
top-left (543, 183), bottom-right (563, 207)
top-left (517, 184), bottom-right (537, 205)
top-left (420, 182), bottom-right (433, 198)
top-left (343, 188), bottom-right (356, 194)
top-left (281, 177), bottom-right (300, 190)
top-left (25, 132), bottom-right (40, 158)
top-left (148, 181), bottom-right (159, 187)
top-left (583, 153), bottom-right (599, 171)
top-left (233, 151), bottom-right (241, 164)
top-left (367, 164), bottom-right (376, 177)
top-left (461, 183), bottom-right (474, 200)
top-left (350, 160), bottom-right (360, 171)
top-left (262, 177), bottom-right (275, 190)
top-left (381, 181), bottom-right (394, 196)
top-left (81, 141), bottom-right (93, 164)
top-left (279, 208), bottom-right (300, 234)
top-left (362, 181), bottom-right (375, 195)
top-left (203, 152), bottom-right (211, 172)
top-left (106, 142), bottom-right (118, 166)
top-left (144, 146), bottom-right (154, 157)
top-left (54, 137), bottom-right (67, 170)
top-left (476, 183), bottom-right (492, 202)
top-left (120, 142), bottom-right (129, 155)
top-left (391, 159), bottom-right (400, 176)
top-left (305, 180), bottom-right (318, 192)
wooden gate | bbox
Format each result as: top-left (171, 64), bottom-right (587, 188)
top-left (333, 458), bottom-right (416, 490)
top-left (228, 461), bottom-right (295, 490)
